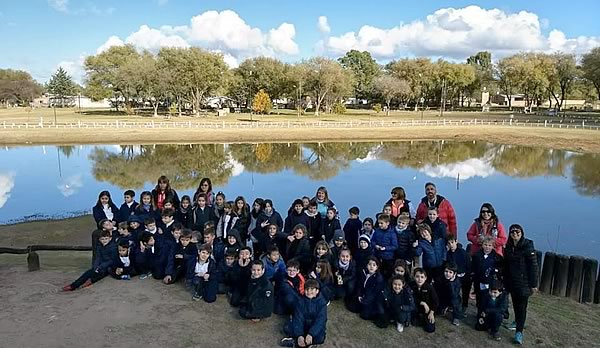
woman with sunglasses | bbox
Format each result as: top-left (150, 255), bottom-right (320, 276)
top-left (386, 187), bottom-right (416, 220)
top-left (503, 224), bottom-right (538, 345)
top-left (466, 203), bottom-right (507, 256)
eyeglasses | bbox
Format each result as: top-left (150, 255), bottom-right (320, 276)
top-left (391, 192), bottom-right (397, 195)
top-left (509, 230), bottom-right (522, 234)
top-left (480, 210), bottom-right (491, 214)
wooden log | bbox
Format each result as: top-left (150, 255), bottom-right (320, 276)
top-left (581, 258), bottom-right (598, 303)
top-left (566, 256), bottom-right (584, 302)
top-left (539, 252), bottom-right (556, 294)
top-left (552, 254), bottom-right (569, 297)
top-left (27, 251), bottom-right (40, 271)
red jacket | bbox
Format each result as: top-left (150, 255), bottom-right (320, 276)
top-left (466, 218), bottom-right (507, 256)
top-left (415, 195), bottom-right (457, 237)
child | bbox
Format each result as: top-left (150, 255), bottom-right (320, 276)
top-left (361, 217), bottom-right (375, 238)
top-left (127, 215), bottom-right (144, 242)
top-left (356, 256), bottom-right (385, 321)
top-left (118, 189), bottom-right (138, 223)
top-left (230, 247), bottom-right (253, 307)
top-left (134, 191), bottom-right (157, 222)
top-left (395, 215), bottom-right (416, 270)
top-left (312, 240), bottom-right (335, 269)
top-left (223, 228), bottom-right (242, 256)
top-left (320, 207), bottom-right (341, 244)
top-left (163, 226), bottom-right (184, 284)
top-left (63, 230), bottom-right (116, 291)
top-left (304, 201), bottom-right (322, 250)
top-left (280, 279), bottom-right (328, 348)
top-left (135, 231), bottom-right (168, 280)
top-left (311, 260), bottom-right (335, 303)
top-left (355, 234), bottom-right (374, 272)
top-left (435, 261), bottom-right (463, 326)
top-left (334, 247), bottom-right (357, 308)
top-left (414, 224), bottom-right (445, 282)
top-left (371, 214), bottom-right (398, 278)
top-left (92, 190), bottom-right (119, 225)
top-left (411, 268), bottom-right (439, 333)
top-left (472, 236), bottom-right (503, 315)
top-left (478, 280), bottom-right (508, 340)
top-left (191, 193), bottom-right (217, 232)
top-left (175, 195), bottom-right (193, 229)
top-left (111, 240), bottom-right (136, 280)
top-left (213, 191), bottom-right (226, 220)
top-left (285, 224), bottom-right (312, 273)
top-left (239, 260), bottom-right (275, 321)
top-left (446, 236), bottom-right (471, 310)
top-left (186, 243), bottom-right (218, 303)
top-left (216, 201), bottom-right (239, 240)
top-left (160, 208), bottom-right (176, 241)
top-left (285, 199), bottom-right (311, 235)
top-left (116, 222), bottom-right (135, 248)
top-left (252, 223), bottom-right (285, 260)
top-left (274, 260), bottom-right (305, 315)
top-left (261, 245), bottom-right (287, 282)
top-left (378, 275), bottom-right (416, 332)
top-left (91, 219), bottom-right (114, 264)
top-left (424, 207), bottom-right (448, 241)
top-left (202, 228), bottom-right (224, 264)
top-left (393, 259), bottom-right (411, 283)
top-left (330, 229), bottom-right (346, 266)
top-left (144, 217), bottom-right (163, 240)
top-left (218, 250), bottom-right (237, 294)
top-left (376, 204), bottom-right (396, 226)
top-left (343, 206), bottom-right (362, 255)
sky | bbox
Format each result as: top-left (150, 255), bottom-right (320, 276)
top-left (0, 0), bottom-right (599, 83)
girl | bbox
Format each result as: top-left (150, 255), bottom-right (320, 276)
top-left (186, 243), bottom-right (218, 303)
top-left (355, 256), bottom-right (385, 320)
top-left (320, 207), bottom-right (341, 244)
top-left (193, 178), bottom-right (215, 206)
top-left (213, 192), bottom-right (226, 220)
top-left (252, 223), bottom-right (285, 260)
top-left (311, 186), bottom-right (336, 218)
top-left (175, 195), bottom-right (192, 229)
top-left (376, 204), bottom-right (396, 226)
top-left (393, 259), bottom-right (412, 283)
top-left (216, 201), bottom-right (239, 240)
top-left (411, 268), bottom-right (439, 333)
top-left (311, 260), bottom-right (335, 303)
top-left (312, 241), bottom-right (335, 269)
top-left (285, 224), bottom-right (311, 273)
top-left (355, 234), bottom-right (374, 272)
top-left (386, 187), bottom-right (416, 220)
top-left (255, 199), bottom-right (284, 236)
top-left (301, 196), bottom-right (311, 210)
top-left (92, 190), bottom-right (119, 225)
top-left (378, 275), bottom-right (416, 332)
top-left (248, 198), bottom-right (264, 239)
top-left (466, 203), bottom-right (507, 256)
top-left (414, 224), bottom-right (446, 282)
top-left (151, 175), bottom-right (180, 210)
top-left (334, 248), bottom-right (357, 307)
top-left (233, 196), bottom-right (250, 243)
top-left (361, 217), bottom-right (375, 238)
top-left (134, 191), bottom-right (157, 222)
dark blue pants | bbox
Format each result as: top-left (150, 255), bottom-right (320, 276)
top-left (71, 269), bottom-right (106, 288)
top-left (486, 312), bottom-right (503, 334)
top-left (283, 319), bottom-right (326, 345)
top-left (193, 277), bottom-right (218, 303)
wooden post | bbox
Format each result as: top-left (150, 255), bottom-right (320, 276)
top-left (27, 251), bottom-right (40, 271)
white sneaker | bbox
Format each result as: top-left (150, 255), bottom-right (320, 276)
top-left (396, 323), bottom-right (404, 333)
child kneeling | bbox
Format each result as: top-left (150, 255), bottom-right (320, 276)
top-left (280, 279), bottom-right (328, 347)
top-left (239, 260), bottom-right (275, 321)
top-left (478, 281), bottom-right (508, 341)
top-left (375, 275), bottom-right (415, 332)
top-left (186, 243), bottom-right (218, 303)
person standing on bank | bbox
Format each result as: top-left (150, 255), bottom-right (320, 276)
top-left (503, 224), bottom-right (538, 345)
top-left (415, 182), bottom-right (458, 237)
top-left (152, 175), bottom-right (180, 211)
top-left (466, 203), bottom-right (507, 256)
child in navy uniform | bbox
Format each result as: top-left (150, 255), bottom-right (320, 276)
top-left (280, 279), bottom-right (328, 348)
top-left (163, 226), bottom-right (184, 284)
top-left (116, 222), bottom-right (136, 248)
top-left (355, 234), bottom-right (374, 272)
top-left (354, 256), bottom-right (385, 320)
top-left (423, 206), bottom-right (448, 241)
top-left (223, 228), bottom-right (242, 256)
top-left (239, 260), bottom-right (275, 321)
top-left (230, 247), bottom-right (253, 307)
top-left (218, 251), bottom-right (237, 294)
top-left (312, 240), bottom-right (335, 269)
top-left (111, 240), bottom-right (136, 280)
top-left (411, 268), bottom-right (439, 333)
top-left (343, 206), bottom-right (362, 256)
top-left (472, 236), bottom-right (503, 316)
top-left (191, 193), bottom-right (217, 232)
top-left (135, 231), bottom-right (168, 280)
top-left (330, 230), bottom-right (346, 266)
top-left (395, 215), bottom-right (416, 271)
top-left (274, 260), bottom-right (305, 315)
top-left (187, 243), bottom-right (219, 303)
top-left (63, 230), bottom-right (116, 291)
top-left (478, 280), bottom-right (508, 340)
top-left (435, 261), bottom-right (463, 326)
top-left (285, 199), bottom-right (311, 235)
top-left (159, 208), bottom-right (176, 241)
top-left (305, 201), bottom-right (322, 250)
top-left (134, 191), bottom-right (157, 222)
top-left (377, 275), bottom-right (416, 332)
top-left (446, 236), bottom-right (471, 310)
top-left (320, 207), bottom-right (341, 244)
top-left (175, 195), bottom-right (193, 229)
top-left (372, 214), bottom-right (398, 278)
top-left (334, 248), bottom-right (356, 308)
top-left (310, 260), bottom-right (335, 303)
top-left (285, 224), bottom-right (312, 274)
top-left (118, 190), bottom-right (138, 223)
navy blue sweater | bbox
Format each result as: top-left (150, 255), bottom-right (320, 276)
top-left (446, 245), bottom-right (471, 276)
top-left (93, 241), bottom-right (117, 273)
top-left (292, 294), bottom-right (328, 339)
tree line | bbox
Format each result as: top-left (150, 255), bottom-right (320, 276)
top-left (2, 47), bottom-right (600, 114)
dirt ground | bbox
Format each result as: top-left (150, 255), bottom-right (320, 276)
top-left (1, 217), bottom-right (599, 348)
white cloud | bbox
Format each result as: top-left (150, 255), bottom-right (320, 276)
top-left (318, 16), bottom-right (331, 34)
top-left (57, 174), bottom-right (83, 197)
top-left (96, 35), bottom-right (124, 54)
top-left (125, 25), bottom-right (189, 51)
top-left (268, 23), bottom-right (299, 55)
top-left (420, 158), bottom-right (496, 180)
top-left (0, 172), bottom-right (16, 209)
top-left (57, 54), bottom-right (86, 84)
top-left (319, 5), bottom-right (599, 59)
top-left (48, 0), bottom-right (69, 13)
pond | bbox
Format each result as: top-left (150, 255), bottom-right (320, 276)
top-left (0, 141), bottom-right (599, 259)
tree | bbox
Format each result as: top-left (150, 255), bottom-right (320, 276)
top-left (234, 57), bottom-right (292, 102)
top-left (512, 53), bottom-right (552, 110)
top-left (495, 56), bottom-right (520, 110)
top-left (180, 48), bottom-right (228, 116)
top-left (373, 75), bottom-right (410, 115)
top-left (0, 69), bottom-right (43, 106)
top-left (581, 47), bottom-right (600, 100)
top-left (386, 58), bottom-right (435, 109)
top-left (252, 89), bottom-right (272, 114)
top-left (302, 57), bottom-right (353, 116)
top-left (338, 50), bottom-right (380, 101)
top-left (547, 52), bottom-right (578, 111)
top-left (46, 67), bottom-right (77, 108)
top-left (466, 51), bottom-right (493, 106)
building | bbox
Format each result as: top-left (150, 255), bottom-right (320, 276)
top-left (32, 94), bottom-right (111, 108)
top-left (490, 93), bottom-right (526, 107)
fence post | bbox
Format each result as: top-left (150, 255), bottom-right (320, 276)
top-left (552, 254), bottom-right (569, 297)
top-left (27, 250), bottom-right (40, 271)
top-left (540, 251), bottom-right (556, 293)
top-left (581, 258), bottom-right (598, 303)
top-left (567, 256), bottom-right (585, 302)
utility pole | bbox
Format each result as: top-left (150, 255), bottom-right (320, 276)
top-left (440, 78), bottom-right (446, 118)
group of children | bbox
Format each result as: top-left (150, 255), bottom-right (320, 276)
top-left (67, 182), bottom-right (519, 346)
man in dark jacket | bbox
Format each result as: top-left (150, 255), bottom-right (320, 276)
top-left (239, 260), bottom-right (274, 321)
top-left (280, 279), bottom-right (328, 347)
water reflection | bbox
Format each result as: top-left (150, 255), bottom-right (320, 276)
top-left (87, 141), bottom-right (600, 197)
top-left (0, 171), bottom-right (15, 208)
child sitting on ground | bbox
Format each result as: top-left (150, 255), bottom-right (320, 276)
top-left (354, 256), bottom-right (385, 320)
top-left (478, 280), bottom-right (508, 341)
top-left (116, 221), bottom-right (135, 248)
top-left (377, 275), bottom-right (415, 332)
top-left (186, 243), bottom-right (218, 303)
top-left (230, 247), bottom-right (253, 307)
top-left (63, 230), bottom-right (116, 291)
top-left (274, 259), bottom-right (305, 315)
top-left (310, 260), bottom-right (335, 303)
top-left (280, 279), bottom-right (328, 348)
top-left (111, 240), bottom-right (136, 280)
top-left (411, 268), bottom-right (439, 333)
top-left (312, 240), bottom-right (335, 269)
top-left (261, 245), bottom-right (287, 283)
top-left (239, 260), bottom-right (275, 322)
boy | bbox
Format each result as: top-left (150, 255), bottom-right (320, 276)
top-left (355, 234), bottom-right (374, 272)
top-left (274, 260), bottom-right (305, 315)
top-left (127, 215), bottom-right (144, 241)
top-left (261, 245), bottom-right (287, 282)
top-left (63, 230), bottom-right (116, 291)
top-left (135, 231), bottom-right (168, 280)
top-left (91, 219), bottom-right (114, 264)
top-left (203, 228), bottom-right (224, 263)
top-left (218, 250), bottom-right (237, 294)
top-left (435, 261), bottom-right (463, 326)
top-left (223, 228), bottom-right (242, 256)
top-left (118, 190), bottom-right (138, 223)
top-left (479, 280), bottom-right (508, 340)
top-left (159, 208), bottom-right (176, 241)
top-left (411, 268), bottom-right (439, 333)
top-left (186, 243), bottom-right (218, 303)
top-left (280, 279), bottom-right (327, 348)
top-left (111, 240), bottom-right (136, 280)
top-left (304, 201), bottom-right (322, 250)
top-left (144, 217), bottom-right (163, 240)
top-left (230, 247), bottom-right (253, 307)
top-left (472, 236), bottom-right (503, 314)
top-left (371, 214), bottom-right (398, 278)
top-left (191, 193), bottom-right (217, 232)
top-left (285, 199), bottom-right (311, 235)
top-left (395, 215), bottom-right (416, 270)
top-left (446, 236), bottom-right (471, 310)
top-left (116, 221), bottom-right (135, 248)
top-left (424, 207), bottom-right (447, 241)
top-left (330, 229), bottom-right (346, 265)
top-left (342, 206), bottom-right (362, 255)
top-left (239, 260), bottom-right (275, 322)
top-left (163, 225), bottom-right (184, 284)
top-left (320, 207), bottom-right (341, 244)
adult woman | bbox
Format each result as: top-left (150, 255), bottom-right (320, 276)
top-left (193, 178), bottom-right (215, 206)
top-left (466, 203), bottom-right (507, 256)
top-left (311, 186), bottom-right (336, 218)
top-left (503, 224), bottom-right (538, 345)
top-left (386, 187), bottom-right (416, 219)
top-left (151, 175), bottom-right (180, 210)
top-left (92, 190), bottom-right (119, 225)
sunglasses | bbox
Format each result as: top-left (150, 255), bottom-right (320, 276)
top-left (480, 210), bottom-right (491, 213)
top-left (509, 229), bottom-right (522, 234)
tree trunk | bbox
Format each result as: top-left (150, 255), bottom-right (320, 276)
top-left (153, 102), bottom-right (159, 117)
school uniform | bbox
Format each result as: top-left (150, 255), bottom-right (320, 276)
top-left (134, 204), bottom-right (159, 223)
top-left (284, 293), bottom-right (328, 346)
top-left (333, 259), bottom-right (357, 305)
top-left (217, 259), bottom-right (236, 294)
top-left (115, 233), bottom-right (136, 249)
top-left (110, 247), bottom-right (136, 278)
top-left (478, 291), bottom-right (508, 333)
top-left (186, 257), bottom-right (219, 303)
top-left (424, 218), bottom-right (448, 241)
top-left (471, 250), bottom-right (503, 311)
top-left (304, 211), bottom-right (322, 249)
top-left (377, 286), bottom-right (416, 328)
top-left (239, 273), bottom-right (275, 320)
top-left (92, 203), bottom-right (119, 224)
top-left (447, 245), bottom-right (472, 308)
top-left (208, 240), bottom-right (225, 264)
top-left (191, 205), bottom-right (217, 233)
top-left (254, 210), bottom-right (284, 236)
top-left (164, 239), bottom-right (188, 284)
top-left (286, 237), bottom-right (311, 273)
top-left (118, 201), bottom-right (139, 224)
top-left (261, 254), bottom-right (287, 282)
top-left (314, 276), bottom-right (335, 303)
top-left (355, 242), bottom-right (374, 273)
top-left (134, 239), bottom-right (169, 279)
top-left (274, 274), bottom-right (305, 315)
top-left (251, 228), bottom-right (286, 260)
top-left (229, 260), bottom-right (252, 307)
top-left (357, 270), bottom-right (385, 320)
top-left (222, 229), bottom-right (242, 255)
top-left (284, 211), bottom-right (311, 235)
top-left (411, 281), bottom-right (439, 333)
top-left (395, 226), bottom-right (416, 264)
top-left (71, 241), bottom-right (116, 289)
top-left (435, 276), bottom-right (463, 320)
top-left (320, 217), bottom-right (341, 244)
top-left (174, 207), bottom-right (192, 229)
top-left (343, 218), bottom-right (362, 255)
top-left (216, 213), bottom-right (239, 240)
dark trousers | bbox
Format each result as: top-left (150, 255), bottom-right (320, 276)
top-left (511, 293), bottom-right (529, 332)
top-left (193, 277), bottom-right (218, 303)
top-left (413, 312), bottom-right (435, 333)
top-left (283, 319), bottom-right (326, 345)
top-left (486, 312), bottom-right (503, 334)
top-left (110, 266), bottom-right (137, 279)
top-left (459, 275), bottom-right (472, 308)
top-left (71, 269), bottom-right (106, 288)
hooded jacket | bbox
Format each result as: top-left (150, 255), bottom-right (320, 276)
top-left (284, 211), bottom-right (311, 235)
top-left (415, 238), bottom-right (446, 270)
top-left (503, 232), bottom-right (538, 297)
top-left (371, 226), bottom-right (398, 260)
top-left (355, 235), bottom-right (374, 272)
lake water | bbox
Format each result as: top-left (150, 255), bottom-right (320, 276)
top-left (1, 141), bottom-right (599, 259)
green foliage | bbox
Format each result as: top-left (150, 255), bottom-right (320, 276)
top-left (301, 57), bottom-right (354, 116)
top-left (338, 50), bottom-right (380, 100)
top-left (0, 68), bottom-right (43, 105)
top-left (373, 103), bottom-right (382, 113)
top-left (332, 101), bottom-right (346, 115)
top-left (581, 47), bottom-right (600, 100)
top-left (46, 67), bottom-right (77, 107)
top-left (168, 103), bottom-right (177, 116)
top-left (252, 89), bottom-right (272, 114)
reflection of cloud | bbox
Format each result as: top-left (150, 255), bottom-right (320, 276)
top-left (57, 174), bottom-right (84, 197)
top-left (421, 158), bottom-right (495, 180)
top-left (105, 145), bottom-right (142, 156)
top-left (355, 146), bottom-right (381, 163)
top-left (229, 156), bottom-right (245, 177)
top-left (0, 172), bottom-right (16, 208)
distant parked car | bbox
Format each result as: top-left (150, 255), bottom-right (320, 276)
top-left (546, 109), bottom-right (558, 117)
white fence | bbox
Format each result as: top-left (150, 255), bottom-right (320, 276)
top-left (2, 119), bottom-right (600, 130)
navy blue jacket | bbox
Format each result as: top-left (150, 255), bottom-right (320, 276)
top-left (93, 241), bottom-right (117, 273)
top-left (175, 208), bottom-right (193, 229)
top-left (471, 250), bottom-right (503, 287)
top-left (358, 270), bottom-right (385, 307)
top-left (355, 246), bottom-right (374, 273)
top-left (395, 227), bottom-right (416, 261)
top-left (118, 201), bottom-right (138, 223)
top-left (479, 290), bottom-right (508, 315)
top-left (292, 294), bottom-right (328, 339)
top-left (285, 211), bottom-right (311, 235)
top-left (111, 247), bottom-right (135, 274)
top-left (255, 210), bottom-right (284, 235)
top-left (372, 227), bottom-right (398, 260)
top-left (447, 245), bottom-right (471, 276)
top-left (261, 254), bottom-right (287, 282)
top-left (334, 260), bottom-right (356, 288)
top-left (415, 238), bottom-right (446, 270)
top-left (252, 229), bottom-right (286, 256)
top-left (435, 277), bottom-right (462, 309)
top-left (92, 203), bottom-right (119, 224)
top-left (244, 274), bottom-right (275, 319)
top-left (135, 239), bottom-right (169, 275)
top-left (424, 218), bottom-right (448, 241)
top-left (185, 256), bottom-right (218, 283)
top-left (134, 204), bottom-right (159, 223)
top-left (320, 217), bottom-right (341, 244)
top-left (343, 218), bottom-right (362, 254)
top-left (305, 212), bottom-right (322, 241)
top-left (191, 205), bottom-right (218, 232)
top-left (382, 286), bottom-right (416, 316)
top-left (286, 238), bottom-right (311, 271)
top-left (411, 281), bottom-right (439, 314)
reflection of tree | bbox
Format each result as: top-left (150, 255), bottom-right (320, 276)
top-left (230, 143), bottom-right (302, 174)
top-left (571, 153), bottom-right (600, 196)
top-left (57, 146), bottom-right (76, 158)
top-left (490, 146), bottom-right (569, 177)
top-left (378, 141), bottom-right (489, 168)
top-left (292, 142), bottom-right (376, 180)
top-left (89, 144), bottom-right (233, 189)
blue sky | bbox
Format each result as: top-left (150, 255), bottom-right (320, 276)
top-left (0, 0), bottom-right (599, 83)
